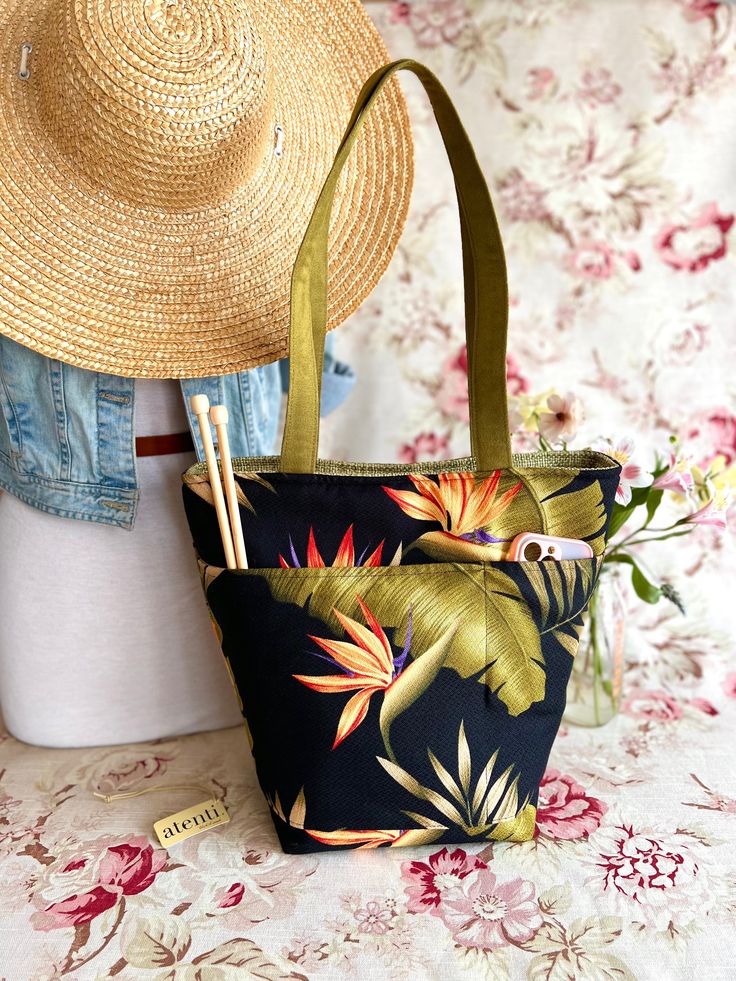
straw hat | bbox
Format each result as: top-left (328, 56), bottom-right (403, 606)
top-left (0, 0), bottom-right (413, 377)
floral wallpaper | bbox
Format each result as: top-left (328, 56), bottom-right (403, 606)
top-left (1, 1), bottom-right (735, 979)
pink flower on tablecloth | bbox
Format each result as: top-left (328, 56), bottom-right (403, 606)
top-left (621, 688), bottom-right (684, 722)
top-left (536, 770), bottom-right (608, 840)
top-left (722, 673), bottom-right (736, 698)
top-left (97, 840), bottom-right (167, 896)
top-left (401, 847), bottom-right (486, 914)
top-left (526, 67), bottom-right (557, 100)
top-left (578, 68), bottom-right (622, 106)
top-left (594, 825), bottom-right (704, 927)
top-left (214, 882), bottom-right (246, 909)
top-left (689, 697), bottom-right (719, 716)
top-left (355, 900), bottom-right (393, 934)
top-left (655, 202), bottom-right (733, 272)
top-left (438, 869), bottom-right (542, 949)
top-left (408, 1), bottom-right (468, 47)
top-left (31, 836), bottom-right (168, 931)
top-left (566, 241), bottom-right (616, 279)
top-left (399, 432), bottom-right (451, 464)
top-left (32, 886), bottom-right (119, 930)
top-left (689, 409), bottom-right (736, 466)
top-left (92, 750), bottom-right (174, 797)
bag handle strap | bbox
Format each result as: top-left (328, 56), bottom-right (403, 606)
top-left (280, 59), bottom-right (510, 473)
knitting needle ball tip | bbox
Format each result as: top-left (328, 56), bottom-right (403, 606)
top-left (209, 405), bottom-right (229, 425)
top-left (190, 394), bottom-right (210, 415)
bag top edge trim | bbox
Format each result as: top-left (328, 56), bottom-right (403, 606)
top-left (183, 450), bottom-right (620, 482)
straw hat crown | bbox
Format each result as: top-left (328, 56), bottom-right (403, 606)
top-left (0, 0), bottom-right (413, 377)
top-left (38, 0), bottom-right (276, 211)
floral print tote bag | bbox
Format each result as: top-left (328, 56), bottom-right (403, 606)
top-left (182, 60), bottom-right (621, 854)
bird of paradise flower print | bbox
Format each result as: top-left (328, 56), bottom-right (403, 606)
top-left (293, 596), bottom-right (412, 749)
top-left (279, 524), bottom-right (387, 569)
top-left (382, 471), bottom-right (523, 561)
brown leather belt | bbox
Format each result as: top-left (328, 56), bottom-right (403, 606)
top-left (135, 431), bottom-right (195, 457)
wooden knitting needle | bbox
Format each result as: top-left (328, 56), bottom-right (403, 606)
top-left (190, 394), bottom-right (236, 570)
top-left (209, 405), bottom-right (248, 569)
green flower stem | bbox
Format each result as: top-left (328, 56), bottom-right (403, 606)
top-left (608, 528), bottom-right (693, 553)
top-left (590, 585), bottom-right (602, 725)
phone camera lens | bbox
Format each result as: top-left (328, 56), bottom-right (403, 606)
top-left (523, 541), bottom-right (542, 561)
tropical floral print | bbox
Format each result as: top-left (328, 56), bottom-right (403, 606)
top-left (294, 596), bottom-right (412, 749)
top-left (382, 470), bottom-right (522, 559)
top-left (279, 525), bottom-right (386, 569)
top-left (191, 546), bottom-right (604, 851)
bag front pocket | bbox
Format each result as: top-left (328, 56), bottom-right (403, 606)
top-left (203, 558), bottom-right (598, 852)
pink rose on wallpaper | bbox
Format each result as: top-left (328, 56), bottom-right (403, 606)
top-left (401, 847), bottom-right (486, 914)
top-left (655, 202), bottom-right (734, 272)
top-left (621, 689), bottom-right (684, 722)
top-left (722, 673), bottom-right (736, 698)
top-left (535, 770), bottom-right (608, 840)
top-left (526, 67), bottom-right (557, 100)
top-left (566, 242), bottom-right (615, 279)
top-left (407, 1), bottom-right (468, 47)
top-left (437, 344), bottom-right (469, 422)
top-left (32, 836), bottom-right (167, 931)
top-left (689, 697), bottom-right (719, 716)
top-left (681, 0), bottom-right (723, 21)
top-left (498, 169), bottom-right (550, 223)
top-left (399, 432), bottom-right (451, 464)
top-left (389, 1), bottom-right (411, 24)
top-left (438, 870), bottom-right (542, 949)
top-left (438, 348), bottom-right (531, 422)
top-left (577, 68), bottom-right (622, 107)
top-left (506, 354), bottom-right (529, 396)
top-left (688, 408), bottom-right (736, 465)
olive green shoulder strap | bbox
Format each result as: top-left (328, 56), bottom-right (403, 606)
top-left (280, 58), bottom-right (511, 473)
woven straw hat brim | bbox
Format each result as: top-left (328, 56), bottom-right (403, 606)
top-left (0, 0), bottom-right (413, 378)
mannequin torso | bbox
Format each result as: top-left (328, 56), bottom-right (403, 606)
top-left (0, 378), bottom-right (243, 747)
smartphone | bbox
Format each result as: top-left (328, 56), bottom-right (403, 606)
top-left (507, 533), bottom-right (594, 561)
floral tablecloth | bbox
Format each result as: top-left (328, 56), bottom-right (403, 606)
top-left (1, 687), bottom-right (735, 980)
top-left (2, 1), bottom-right (736, 978)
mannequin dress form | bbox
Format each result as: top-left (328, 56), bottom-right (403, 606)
top-left (0, 378), bottom-right (243, 748)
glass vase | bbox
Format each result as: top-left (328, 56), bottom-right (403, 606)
top-left (564, 566), bottom-right (626, 727)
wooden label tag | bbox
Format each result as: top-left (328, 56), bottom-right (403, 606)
top-left (153, 798), bottom-right (229, 847)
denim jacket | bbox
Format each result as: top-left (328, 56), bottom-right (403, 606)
top-left (0, 334), bottom-right (354, 529)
